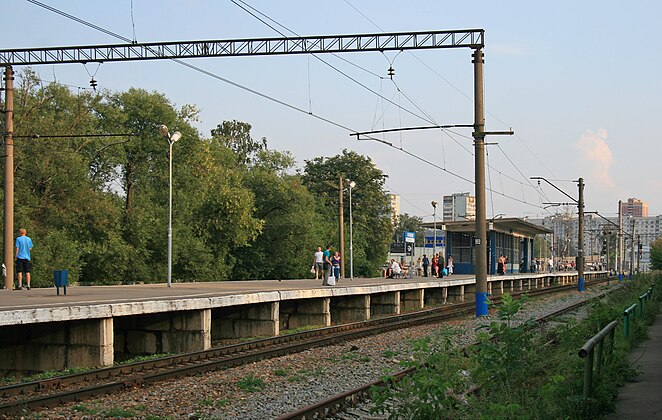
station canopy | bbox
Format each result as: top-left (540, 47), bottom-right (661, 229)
top-left (420, 217), bottom-right (552, 238)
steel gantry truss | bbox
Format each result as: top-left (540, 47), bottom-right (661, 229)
top-left (2, 29), bottom-right (494, 317)
top-left (0, 30), bottom-right (484, 66)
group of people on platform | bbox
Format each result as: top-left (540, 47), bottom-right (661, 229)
top-left (385, 254), bottom-right (454, 279)
top-left (312, 245), bottom-right (341, 286)
top-left (419, 253), bottom-right (453, 278)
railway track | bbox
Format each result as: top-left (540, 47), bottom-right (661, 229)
top-left (276, 284), bottom-right (613, 420)
top-left (0, 279), bottom-right (609, 415)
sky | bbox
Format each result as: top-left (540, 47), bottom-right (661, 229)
top-left (3, 0), bottom-right (661, 222)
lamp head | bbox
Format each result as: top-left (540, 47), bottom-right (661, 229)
top-left (158, 125), bottom-right (169, 138)
top-left (431, 200), bottom-right (438, 208)
top-left (349, 181), bottom-right (356, 189)
top-left (171, 131), bottom-right (182, 142)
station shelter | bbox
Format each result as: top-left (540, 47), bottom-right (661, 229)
top-left (420, 218), bottom-right (552, 275)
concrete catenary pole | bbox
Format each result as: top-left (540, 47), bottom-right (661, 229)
top-left (629, 218), bottom-right (635, 279)
top-left (577, 178), bottom-right (585, 291)
top-left (3, 66), bottom-right (14, 290)
top-left (339, 176), bottom-right (345, 279)
top-left (472, 48), bottom-right (488, 317)
top-left (618, 200), bottom-right (623, 282)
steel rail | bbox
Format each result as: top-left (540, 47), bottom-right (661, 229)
top-left (0, 278), bottom-right (607, 415)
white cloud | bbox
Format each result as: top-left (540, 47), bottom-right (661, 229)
top-left (574, 129), bottom-right (614, 187)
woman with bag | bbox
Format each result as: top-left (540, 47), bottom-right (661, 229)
top-left (331, 251), bottom-right (341, 283)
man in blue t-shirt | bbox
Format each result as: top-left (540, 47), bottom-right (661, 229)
top-left (322, 244), bottom-right (332, 286)
top-left (15, 228), bottom-right (33, 290)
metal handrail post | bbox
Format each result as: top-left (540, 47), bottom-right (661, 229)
top-left (596, 340), bottom-right (604, 376)
top-left (583, 349), bottom-right (594, 398)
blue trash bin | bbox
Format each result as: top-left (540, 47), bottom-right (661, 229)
top-left (54, 270), bottom-right (68, 295)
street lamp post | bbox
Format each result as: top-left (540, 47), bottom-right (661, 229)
top-left (158, 125), bottom-right (181, 288)
top-left (346, 179), bottom-right (356, 280)
top-left (431, 201), bottom-right (438, 257)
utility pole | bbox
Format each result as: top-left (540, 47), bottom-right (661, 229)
top-left (606, 232), bottom-right (610, 273)
top-left (473, 48), bottom-right (488, 317)
top-left (630, 218), bottom-right (635, 279)
top-left (618, 200), bottom-right (623, 282)
top-left (339, 176), bottom-right (345, 279)
top-left (3, 66), bottom-right (14, 290)
top-left (636, 234), bottom-right (641, 274)
top-left (577, 178), bottom-right (585, 291)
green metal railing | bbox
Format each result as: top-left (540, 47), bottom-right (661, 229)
top-left (623, 304), bottom-right (637, 338)
top-left (579, 282), bottom-right (656, 398)
top-left (578, 321), bottom-right (618, 398)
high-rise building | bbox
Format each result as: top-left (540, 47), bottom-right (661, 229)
top-left (442, 192), bottom-right (476, 221)
top-left (389, 193), bottom-right (401, 225)
top-left (620, 198), bottom-right (649, 217)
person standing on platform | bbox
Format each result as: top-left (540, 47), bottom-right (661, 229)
top-left (447, 255), bottom-right (454, 275)
top-left (313, 246), bottom-right (324, 280)
top-left (15, 228), bottom-right (33, 290)
top-left (331, 251), bottom-right (341, 282)
top-left (422, 254), bottom-right (430, 277)
top-left (322, 244), bottom-right (332, 285)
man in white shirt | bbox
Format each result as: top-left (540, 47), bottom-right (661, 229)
top-left (391, 259), bottom-right (402, 278)
top-left (313, 247), bottom-right (324, 280)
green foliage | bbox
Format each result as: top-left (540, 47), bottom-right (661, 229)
top-left (232, 165), bottom-right (318, 280)
top-left (473, 294), bottom-right (534, 396)
top-left (210, 120), bottom-right (267, 167)
top-left (371, 278), bottom-right (662, 419)
top-left (236, 374), bottom-right (266, 392)
top-left (393, 213), bottom-right (425, 246)
top-left (2, 74), bottom-right (400, 284)
top-left (302, 150), bottom-right (392, 276)
top-left (651, 238), bottom-right (662, 270)
top-left (371, 331), bottom-right (473, 419)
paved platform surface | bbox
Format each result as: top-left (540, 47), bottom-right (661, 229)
top-left (608, 312), bottom-right (662, 419)
top-left (0, 275), bottom-right (474, 313)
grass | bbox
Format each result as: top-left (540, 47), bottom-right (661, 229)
top-left (369, 275), bottom-right (662, 419)
top-left (280, 325), bottom-right (326, 335)
top-left (237, 374), bottom-right (266, 392)
top-left (72, 404), bottom-right (99, 415)
top-left (116, 353), bottom-right (172, 365)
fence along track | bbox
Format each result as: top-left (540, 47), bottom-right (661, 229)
top-left (0, 279), bottom-right (606, 415)
top-left (276, 284), bottom-right (614, 420)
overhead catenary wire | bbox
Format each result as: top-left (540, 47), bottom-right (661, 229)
top-left (229, 0), bottom-right (435, 125)
top-left (341, 0), bottom-right (557, 180)
top-left (26, 1), bottom-right (550, 213)
top-left (358, 136), bottom-right (548, 210)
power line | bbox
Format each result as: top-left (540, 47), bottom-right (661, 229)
top-left (230, 0), bottom-right (435, 125)
top-left (341, 0), bottom-right (557, 180)
top-left (358, 136), bottom-right (547, 210)
top-left (26, 1), bottom-right (548, 213)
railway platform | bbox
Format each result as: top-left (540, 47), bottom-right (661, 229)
top-left (0, 271), bottom-right (605, 376)
top-left (608, 312), bottom-right (662, 419)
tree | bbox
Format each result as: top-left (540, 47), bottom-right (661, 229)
top-left (393, 213), bottom-right (425, 247)
top-left (302, 150), bottom-right (392, 276)
top-left (4, 69), bottom-right (125, 286)
top-left (651, 238), bottom-right (662, 270)
top-left (210, 120), bottom-right (267, 167)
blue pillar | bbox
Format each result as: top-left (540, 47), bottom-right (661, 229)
top-left (578, 276), bottom-right (585, 291)
top-left (476, 291), bottom-right (489, 317)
